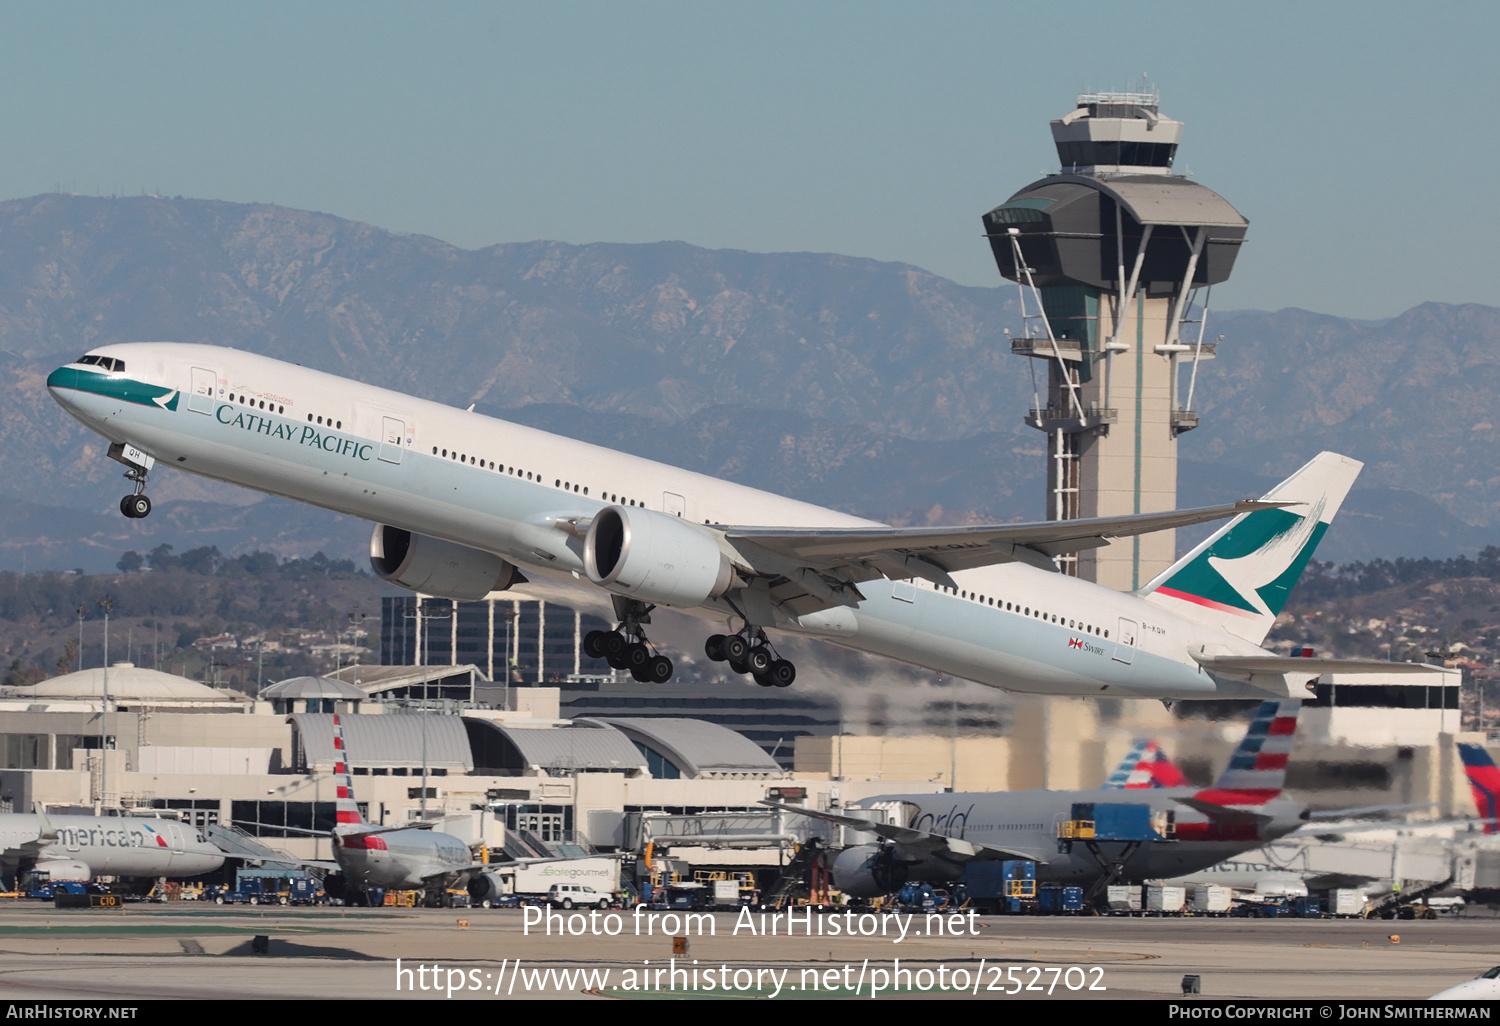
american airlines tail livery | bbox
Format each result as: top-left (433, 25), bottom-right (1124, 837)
top-left (47, 344), bottom-right (1431, 699)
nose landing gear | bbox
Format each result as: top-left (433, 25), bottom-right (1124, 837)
top-left (705, 629), bottom-right (795, 688)
top-left (109, 443), bottom-right (154, 519)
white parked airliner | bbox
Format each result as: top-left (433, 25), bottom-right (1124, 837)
top-left (1, 803), bottom-right (224, 883)
top-left (46, 343), bottom-right (1428, 700)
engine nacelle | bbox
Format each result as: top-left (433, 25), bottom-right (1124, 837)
top-left (583, 505), bottom-right (736, 607)
top-left (369, 525), bottom-right (522, 600)
top-left (35, 859), bottom-right (91, 883)
top-left (467, 871), bottom-right (506, 906)
top-left (831, 844), bottom-right (908, 898)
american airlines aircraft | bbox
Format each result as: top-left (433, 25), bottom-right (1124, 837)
top-left (1, 803), bottom-right (224, 883)
top-left (289, 713), bottom-right (484, 898)
top-left (46, 343), bottom-right (1427, 699)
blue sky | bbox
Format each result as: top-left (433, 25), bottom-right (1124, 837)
top-left (1, 1), bottom-right (1494, 317)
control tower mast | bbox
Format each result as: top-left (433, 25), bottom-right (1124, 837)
top-left (983, 91), bottom-right (1248, 590)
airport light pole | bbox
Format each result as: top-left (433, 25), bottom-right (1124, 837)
top-left (404, 599), bottom-right (450, 820)
top-left (76, 605), bottom-right (86, 673)
top-left (96, 595), bottom-right (113, 808)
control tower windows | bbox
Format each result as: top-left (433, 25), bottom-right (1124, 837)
top-left (1055, 140), bottom-right (1177, 169)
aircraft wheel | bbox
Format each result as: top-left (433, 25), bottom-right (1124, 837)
top-left (625, 642), bottom-right (651, 673)
top-left (769, 659), bottom-right (796, 687)
top-left (746, 646), bottom-right (773, 675)
top-left (723, 635), bottom-right (749, 663)
top-left (583, 630), bottom-right (608, 659)
top-left (728, 657), bottom-right (749, 675)
top-left (649, 655), bottom-right (673, 683)
top-left (753, 672), bottom-right (776, 688)
top-left (629, 664), bottom-right (651, 683)
top-left (120, 494), bottom-right (151, 518)
top-left (604, 632), bottom-right (629, 669)
top-left (704, 634), bottom-right (727, 661)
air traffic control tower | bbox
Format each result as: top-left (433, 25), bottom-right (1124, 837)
top-left (984, 91), bottom-right (1248, 590)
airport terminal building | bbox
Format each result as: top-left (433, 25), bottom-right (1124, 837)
top-left (0, 656), bottom-right (1491, 894)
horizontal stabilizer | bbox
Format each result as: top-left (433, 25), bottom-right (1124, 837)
top-left (1174, 797), bottom-right (1273, 826)
top-left (1305, 802), bottom-right (1439, 822)
top-left (1194, 655), bottom-right (1438, 675)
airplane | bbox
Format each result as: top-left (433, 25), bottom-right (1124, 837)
top-left (1458, 742), bottom-right (1499, 834)
top-left (311, 712), bottom-right (488, 900)
top-left (0, 804), bottom-right (224, 886)
top-left (1430, 965), bottom-right (1500, 1000)
top-left (767, 700), bottom-right (1310, 897)
top-left (45, 343), bottom-right (1434, 699)
top-left (1102, 739), bottom-right (1188, 789)
top-left (1159, 743), bottom-right (1500, 903)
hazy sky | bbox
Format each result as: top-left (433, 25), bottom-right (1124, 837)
top-left (1, 1), bottom-right (1494, 318)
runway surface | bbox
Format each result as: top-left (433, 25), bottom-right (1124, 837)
top-left (0, 903), bottom-right (1494, 1000)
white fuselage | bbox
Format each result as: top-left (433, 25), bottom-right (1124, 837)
top-left (861, 788), bottom-right (1308, 887)
top-left (47, 343), bottom-right (1279, 700)
top-left (0, 814), bottom-right (225, 879)
top-left (333, 826), bottom-right (474, 890)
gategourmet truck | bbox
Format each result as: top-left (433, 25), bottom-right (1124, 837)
top-left (467, 855), bottom-right (621, 908)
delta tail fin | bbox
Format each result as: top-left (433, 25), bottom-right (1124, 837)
top-left (1102, 740), bottom-right (1189, 789)
top-left (1457, 742), bottom-right (1500, 835)
top-left (1139, 452), bottom-right (1361, 645)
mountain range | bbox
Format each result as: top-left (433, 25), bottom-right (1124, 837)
top-left (1, 193), bottom-right (1494, 574)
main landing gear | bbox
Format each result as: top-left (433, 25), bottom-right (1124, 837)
top-left (705, 629), bottom-right (796, 688)
top-left (584, 628), bottom-right (674, 683)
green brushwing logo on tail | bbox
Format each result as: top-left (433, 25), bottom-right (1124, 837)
top-left (1155, 507), bottom-right (1327, 618)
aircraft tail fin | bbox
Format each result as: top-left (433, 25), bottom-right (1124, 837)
top-left (331, 713), bottom-right (365, 827)
top-left (1194, 700), bottom-right (1301, 806)
top-left (1457, 743), bottom-right (1500, 835)
top-left (1103, 740), bottom-right (1189, 789)
top-left (1138, 452), bottom-right (1361, 645)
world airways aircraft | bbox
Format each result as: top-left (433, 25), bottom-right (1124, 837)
top-left (46, 343), bottom-right (1429, 700)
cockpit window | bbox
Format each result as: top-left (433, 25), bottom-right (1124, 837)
top-left (76, 355), bottom-right (124, 372)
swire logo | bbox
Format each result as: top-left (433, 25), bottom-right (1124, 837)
top-left (1068, 638), bottom-right (1083, 649)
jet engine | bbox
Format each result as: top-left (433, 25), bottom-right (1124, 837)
top-left (369, 525), bottom-right (523, 600)
top-left (467, 871), bottom-right (506, 907)
top-left (583, 505), bottom-right (737, 607)
top-left (35, 859), bottom-right (91, 883)
top-left (831, 844), bottom-right (909, 898)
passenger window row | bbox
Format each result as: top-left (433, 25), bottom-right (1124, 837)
top-left (935, 583), bottom-right (1108, 639)
top-left (231, 393), bottom-right (286, 415)
top-left (307, 413), bottom-right (342, 429)
top-left (426, 446), bottom-right (663, 510)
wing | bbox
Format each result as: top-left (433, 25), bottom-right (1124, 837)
top-left (762, 801), bottom-right (1047, 864)
top-left (723, 500), bottom-right (1288, 613)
